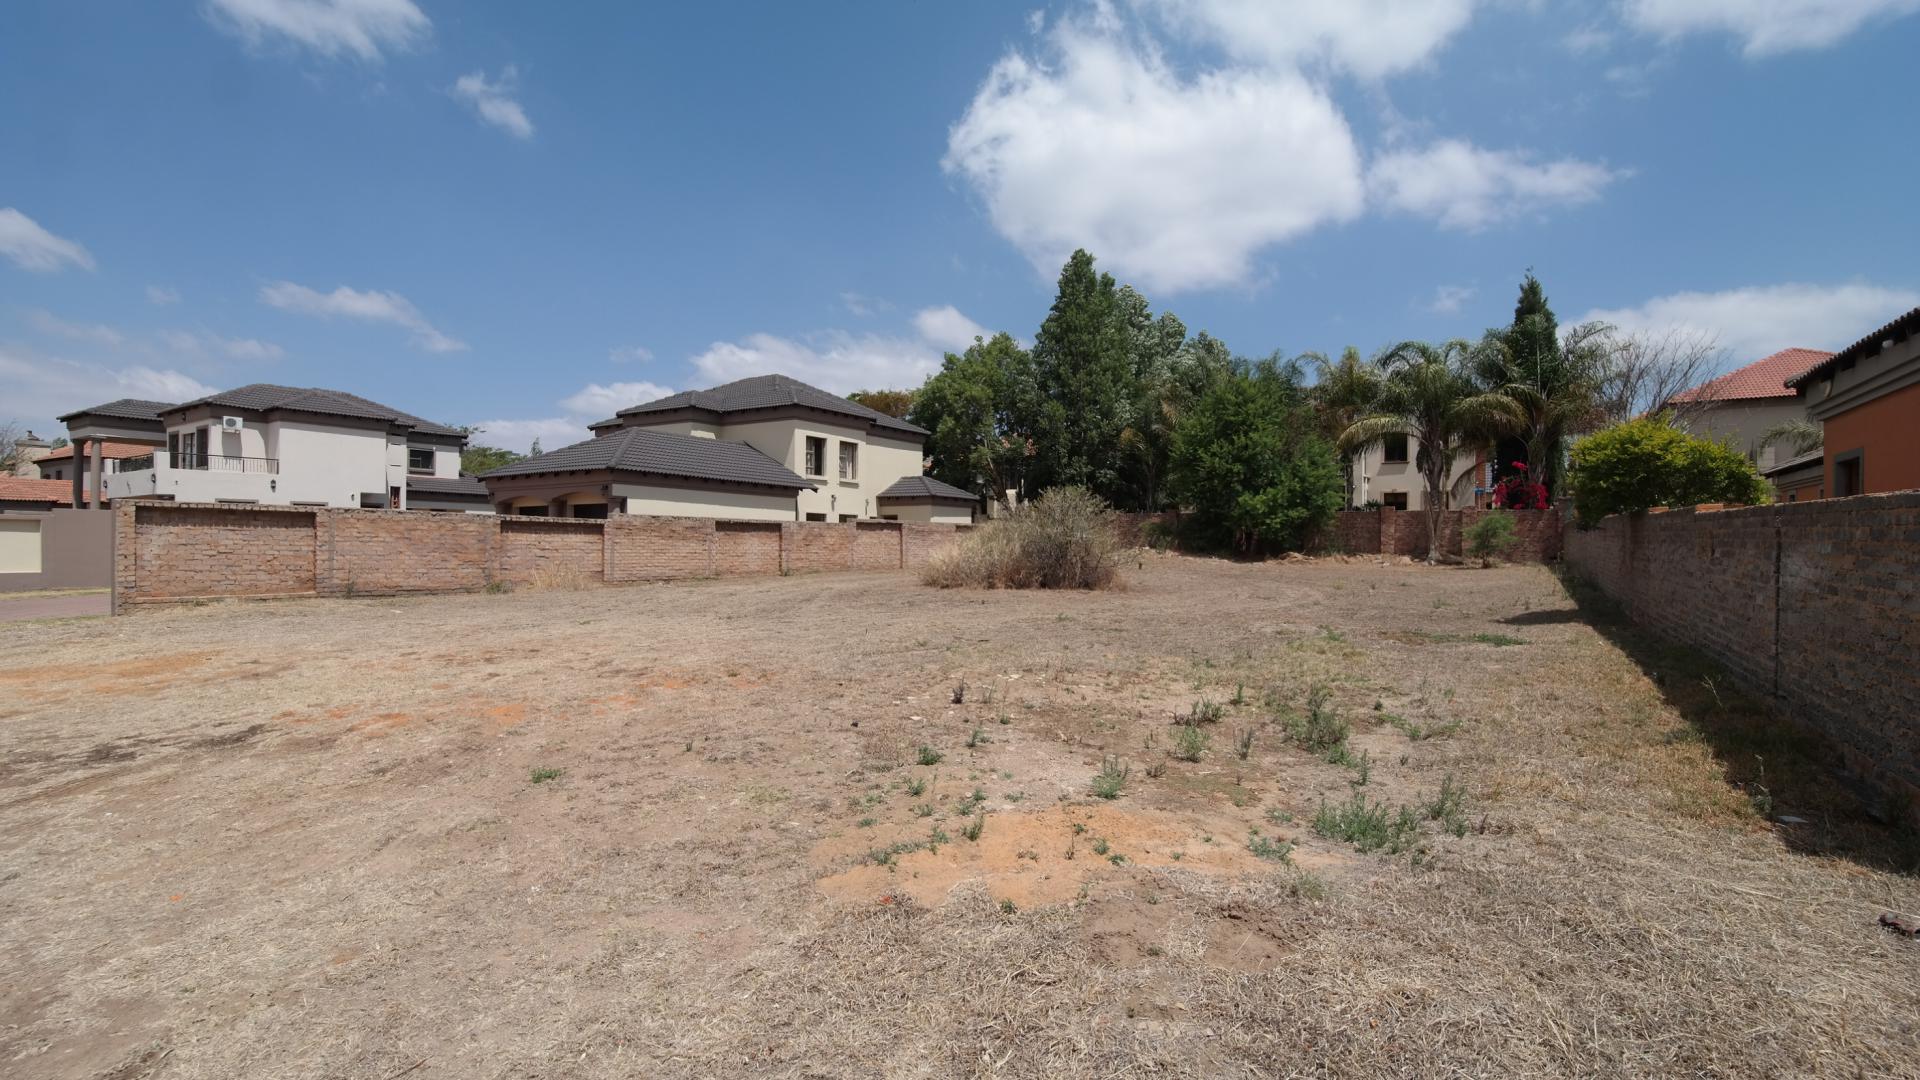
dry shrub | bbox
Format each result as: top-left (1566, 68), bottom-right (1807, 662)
top-left (524, 564), bottom-right (595, 592)
top-left (921, 487), bottom-right (1122, 590)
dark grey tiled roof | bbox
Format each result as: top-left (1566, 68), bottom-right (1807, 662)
top-left (58, 398), bottom-right (175, 423)
top-left (481, 427), bottom-right (813, 490)
top-left (163, 384), bottom-right (466, 438)
top-left (406, 475), bottom-right (491, 497)
top-left (876, 474), bottom-right (978, 502)
top-left (614, 374), bottom-right (928, 437)
top-left (1760, 450), bottom-right (1824, 477)
top-left (1787, 305), bottom-right (1920, 389)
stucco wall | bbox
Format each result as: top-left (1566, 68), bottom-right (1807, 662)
top-left (1563, 493), bottom-right (1920, 826)
top-left (1349, 442), bottom-right (1483, 509)
top-left (1818, 379), bottom-right (1920, 495)
top-left (0, 510), bottom-right (114, 592)
top-left (623, 415), bottom-right (926, 520)
top-left (611, 482), bottom-right (795, 522)
top-left (1681, 398), bottom-right (1806, 472)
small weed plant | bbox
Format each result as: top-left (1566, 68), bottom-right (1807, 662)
top-left (1172, 723), bottom-right (1209, 762)
top-left (1313, 793), bottom-right (1422, 854)
top-left (1091, 756), bottom-right (1131, 799)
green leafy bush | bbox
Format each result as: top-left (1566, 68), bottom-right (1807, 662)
top-left (1568, 414), bottom-right (1770, 527)
top-left (921, 486), bottom-right (1121, 589)
top-left (1168, 359), bottom-right (1345, 555)
top-left (1464, 509), bottom-right (1520, 566)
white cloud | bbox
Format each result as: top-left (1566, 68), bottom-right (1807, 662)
top-left (841, 291), bottom-right (884, 317)
top-left (911, 305), bottom-right (990, 352)
top-left (146, 285), bottom-right (181, 306)
top-left (1424, 285), bottom-right (1476, 315)
top-left (26, 309), bottom-right (124, 347)
top-left (689, 304), bottom-right (992, 392)
top-left (691, 331), bottom-right (944, 394)
top-left (945, 16), bottom-right (1365, 293)
top-left (159, 329), bottom-right (286, 361)
top-left (1133, 0), bottom-right (1479, 78)
top-left (608, 345), bottom-right (654, 364)
top-left (470, 381), bottom-right (678, 455)
top-left (451, 67), bottom-right (534, 139)
top-left (1369, 140), bottom-right (1626, 230)
top-left (1563, 23), bottom-right (1615, 54)
top-left (0, 344), bottom-right (217, 433)
top-left (203, 0), bottom-right (431, 61)
top-left (259, 280), bottom-right (466, 353)
top-left (0, 208), bottom-right (95, 273)
top-left (463, 417), bottom-right (590, 456)
top-left (558, 381), bottom-right (675, 418)
top-left (1621, 0), bottom-right (1920, 55)
top-left (1580, 282), bottom-right (1920, 360)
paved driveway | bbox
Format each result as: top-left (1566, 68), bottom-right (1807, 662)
top-left (0, 592), bottom-right (111, 622)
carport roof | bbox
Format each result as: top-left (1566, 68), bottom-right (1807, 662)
top-left (876, 474), bottom-right (978, 502)
top-left (482, 427), bottom-right (813, 490)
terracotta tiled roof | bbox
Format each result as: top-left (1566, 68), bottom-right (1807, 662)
top-left (1669, 348), bottom-right (1833, 404)
top-left (33, 440), bottom-right (153, 464)
top-left (0, 478), bottom-right (76, 506)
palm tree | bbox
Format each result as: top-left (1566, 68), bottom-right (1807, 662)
top-left (1340, 340), bottom-right (1525, 562)
top-left (1474, 320), bottom-right (1608, 501)
top-left (1757, 418), bottom-right (1822, 458)
top-left (1307, 346), bottom-right (1382, 506)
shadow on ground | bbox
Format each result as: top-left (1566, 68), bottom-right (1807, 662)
top-left (1553, 570), bottom-right (1919, 877)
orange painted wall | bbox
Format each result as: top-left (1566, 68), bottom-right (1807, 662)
top-left (1823, 379), bottom-right (1920, 494)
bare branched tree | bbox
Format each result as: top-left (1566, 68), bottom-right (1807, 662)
top-left (0, 420), bottom-right (22, 476)
top-left (1591, 327), bottom-right (1727, 427)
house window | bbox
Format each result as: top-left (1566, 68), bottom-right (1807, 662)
top-left (1383, 492), bottom-right (1409, 511)
top-left (571, 503), bottom-right (609, 519)
top-left (1383, 433), bottom-right (1410, 464)
top-left (804, 436), bottom-right (826, 476)
top-left (407, 447), bottom-right (435, 473)
top-left (1833, 451), bottom-right (1864, 497)
top-left (839, 513), bottom-right (858, 522)
top-left (838, 441), bottom-right (858, 480)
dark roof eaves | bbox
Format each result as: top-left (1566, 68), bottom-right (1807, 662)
top-left (1787, 306), bottom-right (1920, 389)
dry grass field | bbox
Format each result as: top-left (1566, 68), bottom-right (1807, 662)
top-left (2, 554), bottom-right (1917, 1079)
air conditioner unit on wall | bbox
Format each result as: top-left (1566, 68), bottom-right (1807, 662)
top-left (221, 416), bottom-right (245, 432)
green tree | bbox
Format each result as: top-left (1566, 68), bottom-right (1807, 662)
top-left (1567, 414), bottom-right (1771, 527)
top-left (1480, 274), bottom-right (1603, 499)
top-left (848, 388), bottom-right (917, 418)
top-left (1339, 340), bottom-right (1525, 562)
top-left (1113, 285), bottom-right (1197, 511)
top-left (1307, 346), bottom-right (1382, 506)
top-left (1028, 249), bottom-right (1134, 501)
top-left (452, 426), bottom-right (525, 476)
top-left (1168, 357), bottom-right (1344, 556)
top-left (909, 332), bottom-right (1038, 502)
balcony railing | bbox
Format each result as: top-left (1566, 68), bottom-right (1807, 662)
top-left (122, 453), bottom-right (154, 471)
top-left (171, 453), bottom-right (280, 474)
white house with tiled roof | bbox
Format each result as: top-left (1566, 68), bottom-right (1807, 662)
top-left (59, 385), bottom-right (486, 511)
top-left (487, 375), bottom-right (971, 522)
top-left (1666, 347), bottom-right (1832, 471)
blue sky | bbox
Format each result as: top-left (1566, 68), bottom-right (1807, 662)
top-left (5, 0), bottom-right (1919, 452)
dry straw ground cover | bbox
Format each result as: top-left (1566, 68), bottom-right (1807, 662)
top-left (1, 554), bottom-right (1915, 1078)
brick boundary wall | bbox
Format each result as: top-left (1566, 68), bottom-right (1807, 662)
top-left (112, 502), bottom-right (970, 608)
top-left (1562, 492), bottom-right (1920, 827)
top-left (1304, 508), bottom-right (1566, 561)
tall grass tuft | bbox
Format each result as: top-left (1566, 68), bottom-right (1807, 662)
top-left (921, 487), bottom-right (1123, 590)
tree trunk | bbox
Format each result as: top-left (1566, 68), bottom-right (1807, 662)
top-left (1424, 459), bottom-right (1446, 564)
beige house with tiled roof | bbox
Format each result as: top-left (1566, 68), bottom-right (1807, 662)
top-left (1666, 347), bottom-right (1832, 471)
top-left (487, 375), bottom-right (970, 522)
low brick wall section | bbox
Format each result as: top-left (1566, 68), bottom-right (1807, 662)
top-left (1563, 493), bottom-right (1920, 826)
top-left (1317, 507), bottom-right (1562, 561)
top-left (124, 505), bottom-right (318, 598)
top-left (112, 503), bottom-right (969, 606)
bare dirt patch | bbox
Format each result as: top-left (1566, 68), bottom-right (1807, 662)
top-left (0, 556), bottom-right (1915, 1078)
